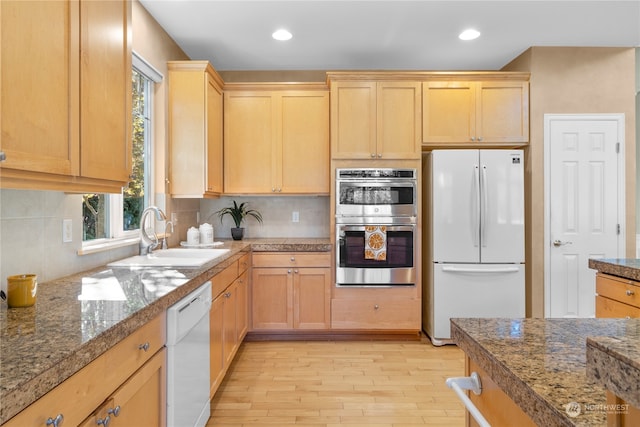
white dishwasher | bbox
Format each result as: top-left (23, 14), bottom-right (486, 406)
top-left (167, 281), bottom-right (211, 427)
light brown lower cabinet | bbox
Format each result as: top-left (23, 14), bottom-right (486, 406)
top-left (251, 252), bottom-right (331, 330)
top-left (595, 273), bottom-right (640, 318)
top-left (5, 313), bottom-right (166, 426)
top-left (80, 348), bottom-right (166, 427)
top-left (209, 253), bottom-right (250, 398)
top-left (466, 357), bottom-right (536, 427)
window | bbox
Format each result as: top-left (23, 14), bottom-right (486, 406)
top-left (82, 53), bottom-right (162, 246)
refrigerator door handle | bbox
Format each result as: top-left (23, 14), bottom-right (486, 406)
top-left (473, 165), bottom-right (480, 248)
top-left (441, 266), bottom-right (521, 274)
top-left (480, 165), bottom-right (488, 248)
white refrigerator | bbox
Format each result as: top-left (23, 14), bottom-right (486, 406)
top-left (423, 149), bottom-right (525, 345)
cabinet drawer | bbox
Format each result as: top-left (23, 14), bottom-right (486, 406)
top-left (596, 274), bottom-right (640, 309)
top-left (5, 313), bottom-right (166, 427)
top-left (212, 260), bottom-right (239, 297)
top-left (596, 295), bottom-right (640, 318)
top-left (252, 252), bottom-right (331, 268)
top-left (238, 252), bottom-right (251, 273)
top-left (331, 298), bottom-right (420, 330)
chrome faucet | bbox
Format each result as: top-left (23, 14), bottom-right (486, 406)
top-left (162, 220), bottom-right (174, 250)
top-left (139, 206), bottom-right (167, 255)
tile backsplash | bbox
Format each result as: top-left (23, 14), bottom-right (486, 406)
top-left (0, 189), bottom-right (330, 289)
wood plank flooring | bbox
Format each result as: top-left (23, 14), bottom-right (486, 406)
top-left (208, 339), bottom-right (465, 426)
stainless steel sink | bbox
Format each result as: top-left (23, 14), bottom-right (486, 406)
top-left (108, 248), bottom-right (230, 268)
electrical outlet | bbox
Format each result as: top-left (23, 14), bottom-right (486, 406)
top-left (62, 219), bottom-right (73, 243)
top-left (292, 211), bottom-right (299, 223)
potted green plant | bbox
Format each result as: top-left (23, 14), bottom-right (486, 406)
top-left (214, 200), bottom-right (263, 240)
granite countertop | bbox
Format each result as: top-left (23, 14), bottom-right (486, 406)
top-left (451, 317), bottom-right (640, 427)
top-left (587, 334), bottom-right (640, 407)
top-left (0, 238), bottom-right (330, 425)
top-left (588, 258), bottom-right (640, 282)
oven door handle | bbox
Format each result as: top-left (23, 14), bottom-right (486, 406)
top-left (338, 225), bottom-right (415, 232)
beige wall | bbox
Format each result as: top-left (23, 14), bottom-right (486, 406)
top-left (503, 47), bottom-right (637, 317)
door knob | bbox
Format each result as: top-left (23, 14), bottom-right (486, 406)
top-left (553, 239), bottom-right (572, 247)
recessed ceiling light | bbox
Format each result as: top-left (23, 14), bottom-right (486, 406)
top-left (272, 29), bottom-right (293, 41)
top-left (459, 29), bottom-right (481, 41)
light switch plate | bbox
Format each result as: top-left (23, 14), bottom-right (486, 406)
top-left (62, 219), bottom-right (73, 243)
top-left (292, 211), bottom-right (299, 223)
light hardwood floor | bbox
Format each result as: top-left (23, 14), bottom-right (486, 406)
top-left (208, 339), bottom-right (465, 426)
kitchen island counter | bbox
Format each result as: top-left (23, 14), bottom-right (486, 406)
top-left (0, 238), bottom-right (330, 425)
top-left (451, 317), bottom-right (640, 427)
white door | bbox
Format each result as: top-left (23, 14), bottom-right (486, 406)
top-left (545, 114), bottom-right (624, 318)
top-left (480, 150), bottom-right (525, 263)
top-left (431, 150), bottom-right (480, 263)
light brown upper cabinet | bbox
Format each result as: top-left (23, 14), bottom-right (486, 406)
top-left (0, 0), bottom-right (132, 193)
top-left (224, 86), bottom-right (329, 194)
top-left (422, 79), bottom-right (529, 146)
top-left (168, 61), bottom-right (224, 198)
top-left (330, 81), bottom-right (422, 160)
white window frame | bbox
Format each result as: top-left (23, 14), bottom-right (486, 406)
top-left (79, 52), bottom-right (163, 254)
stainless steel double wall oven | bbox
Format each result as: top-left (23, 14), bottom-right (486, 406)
top-left (335, 168), bottom-right (417, 287)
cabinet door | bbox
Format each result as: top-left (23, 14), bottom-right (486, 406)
top-left (235, 270), bottom-right (249, 340)
top-left (294, 268), bottom-right (331, 329)
top-left (222, 282), bottom-right (238, 366)
top-left (477, 80), bottom-right (529, 143)
top-left (331, 81), bottom-right (377, 159)
top-left (0, 0), bottom-right (79, 176)
top-left (224, 92), bottom-right (276, 193)
top-left (377, 81), bottom-right (421, 159)
top-left (206, 73), bottom-right (224, 194)
top-left (251, 268), bottom-right (293, 329)
top-left (280, 92), bottom-right (330, 193)
top-left (210, 294), bottom-right (224, 397)
top-left (422, 81), bottom-right (475, 144)
top-left (109, 348), bottom-right (166, 426)
top-left (80, 0), bottom-right (131, 182)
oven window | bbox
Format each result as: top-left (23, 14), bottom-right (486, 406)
top-left (339, 230), bottom-right (413, 268)
top-left (339, 185), bottom-right (414, 205)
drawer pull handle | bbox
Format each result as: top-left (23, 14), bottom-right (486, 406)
top-left (46, 414), bottom-right (64, 426)
top-left (446, 373), bottom-right (490, 427)
top-left (627, 290), bottom-right (635, 296)
top-left (138, 342), bottom-right (150, 352)
top-left (96, 416), bottom-right (111, 426)
top-left (107, 406), bottom-right (121, 417)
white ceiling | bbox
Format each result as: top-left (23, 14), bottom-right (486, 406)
top-left (139, 0), bottom-right (640, 71)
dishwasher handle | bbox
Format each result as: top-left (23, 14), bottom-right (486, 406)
top-left (446, 372), bottom-right (491, 427)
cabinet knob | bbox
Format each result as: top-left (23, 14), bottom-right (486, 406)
top-left (294, 269), bottom-right (299, 274)
top-left (290, 256), bottom-right (295, 262)
top-left (288, 269), bottom-right (292, 274)
top-left (107, 406), bottom-right (121, 417)
top-left (478, 137), bottom-right (483, 142)
top-left (374, 304), bottom-right (379, 310)
top-left (470, 137), bottom-right (476, 141)
top-left (377, 154), bottom-right (382, 158)
top-left (626, 290), bottom-right (635, 296)
top-left (371, 153), bottom-right (375, 158)
top-left (225, 291), bottom-right (232, 298)
top-left (138, 342), bottom-right (150, 352)
top-left (96, 416), bottom-right (111, 426)
top-left (46, 414), bottom-right (64, 426)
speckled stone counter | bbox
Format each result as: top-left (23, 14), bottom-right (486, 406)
top-left (246, 237), bottom-right (332, 252)
top-left (587, 334), bottom-right (640, 407)
top-left (451, 317), bottom-right (640, 427)
top-left (589, 258), bottom-right (640, 282)
top-left (0, 238), bottom-right (330, 425)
